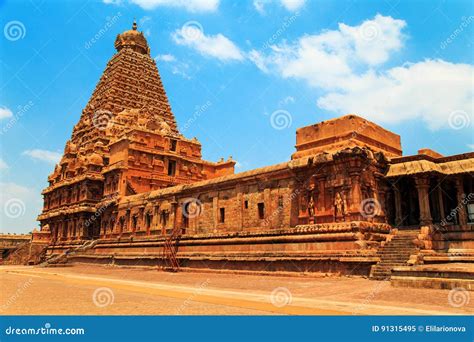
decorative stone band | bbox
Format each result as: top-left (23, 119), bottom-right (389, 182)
top-left (37, 205), bottom-right (97, 220)
top-left (41, 173), bottom-right (104, 194)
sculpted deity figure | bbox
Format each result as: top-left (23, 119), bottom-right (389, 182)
top-left (308, 194), bottom-right (315, 218)
top-left (334, 191), bottom-right (347, 221)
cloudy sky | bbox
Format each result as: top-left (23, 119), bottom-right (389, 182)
top-left (0, 0), bottom-right (473, 233)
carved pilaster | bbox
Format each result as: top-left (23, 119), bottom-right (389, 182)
top-left (455, 177), bottom-right (468, 226)
top-left (414, 176), bottom-right (432, 226)
top-left (349, 173), bottom-right (362, 214)
top-left (392, 182), bottom-right (403, 226)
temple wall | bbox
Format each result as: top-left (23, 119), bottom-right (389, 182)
top-left (105, 174), bottom-right (297, 238)
top-left (47, 222), bottom-right (391, 275)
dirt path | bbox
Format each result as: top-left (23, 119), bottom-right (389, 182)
top-left (0, 265), bottom-right (471, 315)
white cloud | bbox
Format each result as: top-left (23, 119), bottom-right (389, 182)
top-left (128, 0), bottom-right (219, 12)
top-left (250, 14), bottom-right (473, 130)
top-left (317, 60), bottom-right (474, 130)
top-left (0, 106), bottom-right (13, 120)
top-left (155, 54), bottom-right (176, 62)
top-left (339, 14), bottom-right (406, 65)
top-left (252, 14), bottom-right (406, 85)
top-left (0, 182), bottom-right (31, 202)
top-left (249, 50), bottom-right (269, 72)
top-left (253, 0), bottom-right (267, 14)
top-left (469, 144), bottom-right (474, 150)
top-left (155, 54), bottom-right (191, 78)
top-left (0, 182), bottom-right (42, 234)
top-left (22, 149), bottom-right (61, 164)
top-left (253, 0), bottom-right (305, 14)
top-left (280, 0), bottom-right (305, 11)
top-left (173, 26), bottom-right (244, 61)
top-left (0, 158), bottom-right (8, 170)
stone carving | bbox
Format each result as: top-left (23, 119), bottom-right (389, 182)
top-left (308, 194), bottom-right (315, 218)
top-left (334, 192), bottom-right (347, 221)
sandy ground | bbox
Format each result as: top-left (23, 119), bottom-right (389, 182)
top-left (0, 265), bottom-right (472, 315)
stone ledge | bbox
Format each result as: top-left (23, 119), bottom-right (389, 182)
top-left (391, 276), bottom-right (474, 291)
top-left (391, 263), bottom-right (474, 290)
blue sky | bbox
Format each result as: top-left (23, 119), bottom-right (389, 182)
top-left (0, 0), bottom-right (473, 233)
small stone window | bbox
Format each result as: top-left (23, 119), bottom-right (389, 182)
top-left (145, 213), bottom-right (152, 229)
top-left (258, 203), bottom-right (265, 219)
top-left (219, 208), bottom-right (225, 223)
top-left (170, 139), bottom-right (177, 152)
top-left (160, 211), bottom-right (169, 227)
top-left (278, 196), bottom-right (284, 208)
top-left (132, 215), bottom-right (138, 230)
top-left (244, 200), bottom-right (248, 209)
top-left (168, 160), bottom-right (176, 176)
top-left (182, 209), bottom-right (189, 228)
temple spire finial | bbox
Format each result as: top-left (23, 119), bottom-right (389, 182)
top-left (132, 18), bottom-right (137, 31)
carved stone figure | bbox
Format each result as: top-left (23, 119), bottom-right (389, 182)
top-left (334, 192), bottom-right (347, 221)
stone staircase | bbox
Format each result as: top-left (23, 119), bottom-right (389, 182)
top-left (370, 230), bottom-right (420, 280)
top-left (40, 240), bottom-right (98, 266)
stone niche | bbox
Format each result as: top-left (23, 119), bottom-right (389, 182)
top-left (292, 114), bottom-right (402, 159)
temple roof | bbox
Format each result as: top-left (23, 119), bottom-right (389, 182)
top-left (386, 154), bottom-right (474, 177)
top-left (70, 20), bottom-right (179, 148)
top-left (114, 20), bottom-right (150, 55)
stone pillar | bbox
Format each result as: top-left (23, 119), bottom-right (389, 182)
top-left (392, 182), bottom-right (403, 226)
top-left (212, 196), bottom-right (218, 230)
top-left (125, 209), bottom-right (131, 233)
top-left (349, 174), bottom-right (362, 214)
top-left (264, 188), bottom-right (271, 226)
top-left (316, 176), bottom-right (326, 215)
top-left (415, 176), bottom-right (432, 226)
top-left (373, 176), bottom-right (385, 221)
top-left (236, 185), bottom-right (243, 230)
top-left (436, 184), bottom-right (445, 222)
top-left (455, 177), bottom-right (468, 226)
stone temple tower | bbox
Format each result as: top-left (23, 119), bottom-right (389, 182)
top-left (38, 21), bottom-right (235, 242)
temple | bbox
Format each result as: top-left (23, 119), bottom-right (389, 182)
top-left (34, 22), bottom-right (474, 288)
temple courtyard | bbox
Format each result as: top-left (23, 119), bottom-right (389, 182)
top-left (0, 265), bottom-right (472, 315)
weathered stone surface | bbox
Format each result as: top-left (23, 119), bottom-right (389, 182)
top-left (292, 114), bottom-right (402, 159)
